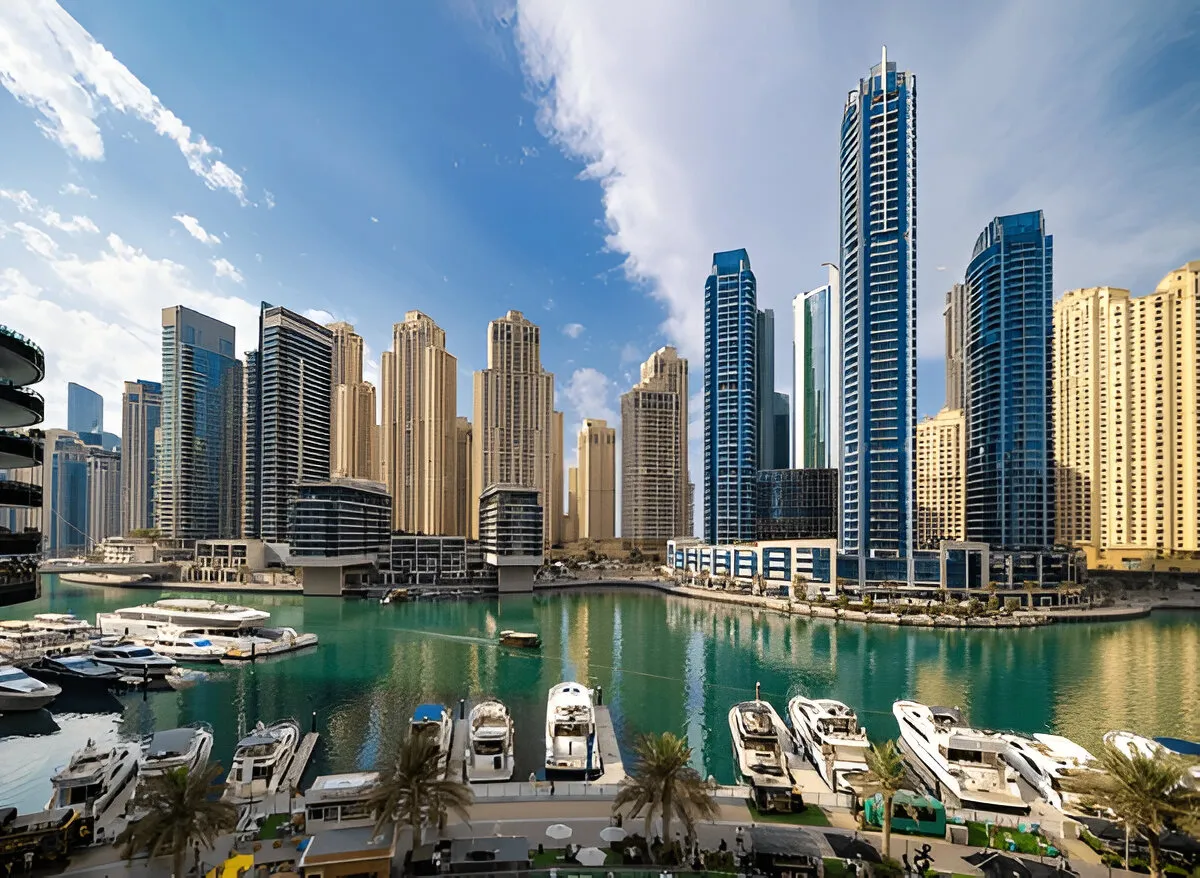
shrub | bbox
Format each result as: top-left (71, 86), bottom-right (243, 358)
top-left (966, 598), bottom-right (982, 617)
top-left (836, 594), bottom-right (850, 610)
top-left (986, 595), bottom-right (1000, 611)
top-left (862, 595), bottom-right (875, 611)
top-left (1004, 597), bottom-right (1020, 613)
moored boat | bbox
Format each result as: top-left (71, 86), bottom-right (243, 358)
top-left (221, 627), bottom-right (318, 660)
top-left (136, 630), bottom-right (225, 663)
top-left (411, 704), bottom-right (454, 780)
top-left (58, 572), bottom-right (153, 586)
top-left (0, 663), bottom-right (62, 712)
top-left (1106, 730), bottom-right (1200, 789)
top-left (26, 654), bottom-right (123, 691)
top-left (729, 699), bottom-right (794, 812)
top-left (0, 620), bottom-right (94, 663)
top-left (498, 630), bottom-right (541, 649)
top-left (545, 682), bottom-right (599, 777)
top-left (223, 718), bottom-right (301, 803)
top-left (465, 699), bottom-right (514, 783)
top-left (91, 644), bottom-right (175, 678)
top-left (47, 739), bottom-right (140, 819)
top-left (787, 695), bottom-right (870, 793)
top-left (1001, 732), bottom-right (1102, 813)
top-left (139, 723), bottom-right (213, 780)
top-left (97, 598), bottom-right (270, 640)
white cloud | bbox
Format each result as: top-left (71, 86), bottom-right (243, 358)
top-left (1, 188), bottom-right (98, 234)
top-left (59, 182), bottom-right (95, 198)
top-left (561, 366), bottom-right (616, 426)
top-left (0, 2), bottom-right (248, 203)
top-left (263, 190), bottom-right (276, 209)
top-left (304, 308), bottom-right (336, 324)
top-left (561, 322), bottom-right (585, 338)
top-left (543, 297), bottom-right (555, 310)
top-left (370, 216), bottom-right (379, 223)
top-left (172, 213), bottom-right (220, 245)
top-left (211, 257), bottom-right (243, 284)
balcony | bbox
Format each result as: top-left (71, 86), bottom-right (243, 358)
top-left (0, 480), bottom-right (41, 507)
top-left (0, 383), bottom-right (45, 428)
top-left (0, 430), bottom-right (42, 469)
top-left (0, 326), bottom-right (46, 387)
top-left (0, 530), bottom-right (41, 556)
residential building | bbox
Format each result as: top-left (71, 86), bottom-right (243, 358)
top-left (380, 311), bottom-right (458, 535)
top-left (577, 418), bottom-right (615, 539)
top-left (944, 283), bottom-right (966, 411)
top-left (328, 321), bottom-right (363, 386)
top-left (387, 535), bottom-right (487, 585)
top-left (703, 248), bottom-right (758, 543)
top-left (478, 484), bottom-right (543, 592)
top-left (0, 323), bottom-right (44, 606)
top-left (328, 322), bottom-right (377, 481)
top-left (755, 309), bottom-right (789, 470)
top-left (290, 478), bottom-right (392, 559)
top-left (771, 392), bottom-right (790, 469)
top-left (244, 304), bottom-right (333, 543)
top-left (86, 443), bottom-right (120, 547)
top-left (454, 417), bottom-right (472, 538)
top-left (839, 48), bottom-right (917, 562)
top-left (1054, 261), bottom-right (1200, 567)
top-left (916, 407), bottom-right (965, 548)
top-left (667, 536), bottom-right (837, 593)
top-left (964, 211), bottom-right (1054, 549)
top-left (120, 379), bottom-right (161, 534)
top-left (620, 346), bottom-right (689, 541)
top-left (564, 465), bottom-right (579, 543)
top-left (470, 311), bottom-right (556, 544)
top-left (40, 430), bottom-right (120, 554)
top-left (550, 410), bottom-right (564, 545)
top-left (157, 306), bottom-right (242, 539)
top-left (755, 469), bottom-right (838, 541)
top-left (793, 265), bottom-right (841, 470)
top-left (66, 382), bottom-right (102, 435)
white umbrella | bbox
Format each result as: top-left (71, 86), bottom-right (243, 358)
top-left (546, 824), bottom-right (573, 841)
top-left (599, 826), bottom-right (627, 843)
top-left (576, 847), bottom-right (607, 867)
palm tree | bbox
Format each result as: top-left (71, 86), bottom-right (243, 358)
top-left (863, 740), bottom-right (907, 859)
top-left (1059, 740), bottom-right (1200, 878)
top-left (117, 763), bottom-right (236, 878)
top-left (613, 731), bottom-right (719, 863)
top-left (367, 728), bottom-right (473, 844)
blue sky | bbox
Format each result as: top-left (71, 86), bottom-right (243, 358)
top-left (2, 0), bottom-right (1198, 480)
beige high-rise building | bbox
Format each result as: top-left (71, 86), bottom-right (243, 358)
top-left (565, 466), bottom-right (579, 544)
top-left (1054, 262), bottom-right (1200, 566)
top-left (577, 418), bottom-right (616, 539)
top-left (620, 346), bottom-right (689, 541)
top-left (329, 322), bottom-right (364, 386)
top-left (326, 322), bottom-right (377, 481)
top-left (550, 410), bottom-right (564, 546)
top-left (470, 310), bottom-right (556, 543)
top-left (916, 407), bottom-right (965, 549)
top-left (943, 283), bottom-right (966, 411)
top-left (380, 311), bottom-right (458, 535)
top-left (455, 417), bottom-right (472, 537)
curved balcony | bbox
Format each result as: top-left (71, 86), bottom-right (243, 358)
top-left (0, 430), bottom-right (43, 469)
top-left (0, 530), bottom-right (41, 557)
top-left (0, 480), bottom-right (41, 507)
top-left (0, 325), bottom-right (46, 387)
top-left (0, 383), bottom-right (45, 428)
top-left (0, 552), bottom-right (40, 606)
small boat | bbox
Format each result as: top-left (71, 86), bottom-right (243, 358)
top-left (545, 682), bottom-right (598, 776)
top-left (91, 644), bottom-right (176, 678)
top-left (499, 630), bottom-right (541, 649)
top-left (787, 696), bottom-right (870, 793)
top-left (729, 700), bottom-right (794, 812)
top-left (139, 723), bottom-right (214, 780)
top-left (1106, 731), bottom-right (1200, 789)
top-left (0, 663), bottom-right (62, 712)
top-left (223, 718), bottom-right (301, 804)
top-left (138, 631), bottom-right (225, 663)
top-left (27, 654), bottom-right (123, 691)
top-left (58, 571), bottom-right (153, 586)
top-left (47, 740), bottom-right (140, 818)
top-left (466, 699), bottom-right (515, 783)
top-left (222, 628), bottom-right (319, 660)
top-left (164, 668), bottom-right (209, 690)
top-left (1001, 732), bottom-right (1102, 813)
top-left (411, 704), bottom-right (454, 781)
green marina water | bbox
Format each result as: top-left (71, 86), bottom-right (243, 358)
top-left (1, 577), bottom-right (1197, 813)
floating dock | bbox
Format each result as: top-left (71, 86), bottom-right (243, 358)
top-left (593, 705), bottom-right (626, 785)
top-left (280, 732), bottom-right (320, 797)
top-left (449, 717), bottom-right (468, 782)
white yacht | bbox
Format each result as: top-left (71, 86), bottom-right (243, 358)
top-left (59, 571), bottom-right (153, 586)
top-left (894, 700), bottom-right (1027, 812)
top-left (97, 598), bottom-right (270, 639)
top-left (1001, 732), bottom-right (1102, 813)
top-left (0, 620), bottom-right (94, 663)
top-left (1105, 731), bottom-right (1200, 789)
top-left (31, 613), bottom-right (97, 639)
top-left (139, 723), bottom-right (214, 780)
top-left (137, 630), bottom-right (225, 663)
top-left (411, 704), bottom-right (454, 780)
top-left (47, 740), bottom-right (140, 818)
top-left (545, 682), bottom-right (598, 776)
top-left (224, 719), bottom-right (301, 804)
top-left (92, 644), bottom-right (176, 678)
top-left (729, 700), bottom-right (793, 811)
top-left (0, 663), bottom-right (62, 711)
top-left (788, 696), bottom-right (870, 793)
top-left (465, 699), bottom-right (514, 783)
top-left (221, 627), bottom-right (319, 660)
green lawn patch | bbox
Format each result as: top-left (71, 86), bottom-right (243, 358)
top-left (965, 822), bottom-right (1048, 855)
top-left (530, 847), bottom-right (624, 868)
top-left (823, 858), bottom-right (850, 878)
top-left (257, 813), bottom-right (291, 839)
top-left (746, 800), bottom-right (831, 826)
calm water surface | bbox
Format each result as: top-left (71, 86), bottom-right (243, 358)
top-left (1, 577), bottom-right (1197, 812)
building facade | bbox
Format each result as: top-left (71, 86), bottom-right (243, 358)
top-left (1054, 262), bottom-right (1200, 567)
top-left (916, 407), bottom-right (965, 549)
top-left (755, 309), bottom-right (789, 471)
top-left (964, 211), bottom-right (1054, 549)
top-left (793, 268), bottom-right (841, 471)
top-left (839, 49), bottom-right (917, 561)
top-left (944, 283), bottom-right (966, 411)
top-left (67, 382), bottom-right (103, 435)
top-left (564, 465), bottom-right (579, 543)
top-left (667, 537), bottom-right (837, 592)
top-left (328, 322), bottom-right (378, 482)
top-left (755, 469), bottom-right (838, 541)
top-left (41, 430), bottom-right (120, 554)
top-left (387, 535), bottom-right (487, 585)
top-left (478, 484), bottom-right (543, 592)
top-left (119, 378), bottom-right (161, 534)
top-left (289, 479), bottom-right (392, 559)
top-left (157, 306), bottom-right (242, 539)
top-left (550, 410), bottom-right (564, 546)
top-left (704, 248), bottom-right (758, 543)
top-left (620, 346), bottom-right (689, 541)
top-left (577, 418), bottom-right (615, 540)
top-left (454, 417), bottom-right (473, 538)
top-left (0, 324), bottom-right (43, 606)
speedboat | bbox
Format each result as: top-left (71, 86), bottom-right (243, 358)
top-left (894, 700), bottom-right (1027, 813)
top-left (787, 696), bottom-right (870, 793)
top-left (729, 700), bottom-right (794, 811)
top-left (91, 644), bottom-right (176, 678)
top-left (466, 699), bottom-right (514, 783)
top-left (411, 704), bottom-right (454, 781)
top-left (222, 627), bottom-right (318, 660)
top-left (47, 740), bottom-right (140, 818)
top-left (498, 630), bottom-right (541, 649)
top-left (139, 723), bottom-right (214, 780)
top-left (97, 598), bottom-right (270, 639)
top-left (0, 663), bottom-right (62, 711)
top-left (27, 654), bottom-right (124, 690)
top-left (1001, 732), bottom-right (1102, 813)
top-left (545, 682), bottom-right (599, 776)
top-left (138, 631), bottom-right (225, 663)
top-left (224, 719), bottom-right (301, 804)
top-left (1106, 731), bottom-right (1200, 789)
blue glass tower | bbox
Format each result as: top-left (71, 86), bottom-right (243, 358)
top-left (839, 49), bottom-right (917, 562)
top-left (66, 382), bottom-right (103, 434)
top-left (703, 248), bottom-right (757, 543)
top-left (964, 211), bottom-right (1054, 548)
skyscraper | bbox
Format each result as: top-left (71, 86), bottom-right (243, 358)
top-left (577, 418), bottom-right (615, 540)
top-left (704, 248), bottom-right (757, 543)
top-left (550, 410), bottom-right (564, 546)
top-left (471, 311), bottom-right (556, 543)
top-left (244, 303), bottom-right (332, 543)
top-left (793, 265), bottom-right (841, 470)
top-left (755, 309), bottom-right (789, 470)
top-left (916, 407), bottom-right (965, 548)
top-left (454, 417), bottom-right (473, 538)
top-left (158, 306), bottom-right (242, 539)
top-left (327, 322), bottom-right (377, 481)
top-left (839, 48), bottom-right (917, 561)
top-left (944, 283), bottom-right (966, 411)
top-left (964, 211), bottom-right (1054, 549)
top-left (380, 311), bottom-right (458, 535)
top-left (621, 346), bottom-right (689, 541)
top-left (120, 378), bottom-right (161, 534)
top-left (67, 382), bottom-right (103, 435)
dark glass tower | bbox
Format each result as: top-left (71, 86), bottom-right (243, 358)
top-left (964, 211), bottom-right (1054, 548)
top-left (67, 382), bottom-right (103, 434)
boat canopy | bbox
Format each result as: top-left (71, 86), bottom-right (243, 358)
top-left (413, 704), bottom-right (446, 723)
top-left (1156, 736), bottom-right (1200, 756)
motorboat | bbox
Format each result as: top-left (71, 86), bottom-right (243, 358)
top-left (893, 700), bottom-right (1027, 813)
top-left (1106, 731), bottom-right (1200, 789)
top-left (47, 740), bottom-right (140, 818)
top-left (91, 644), bottom-right (176, 678)
top-left (139, 723), bottom-right (214, 780)
top-left (58, 571), bottom-right (153, 586)
top-left (498, 630), bottom-right (541, 649)
top-left (30, 613), bottom-right (98, 639)
top-left (137, 630), bottom-right (225, 663)
top-left (224, 719), bottom-right (301, 804)
top-left (545, 682), bottom-right (599, 776)
top-left (465, 699), bottom-right (514, 782)
top-left (411, 704), bottom-right (454, 781)
top-left (96, 598), bottom-right (270, 639)
top-left (0, 663), bottom-right (62, 711)
top-left (787, 696), bottom-right (870, 793)
top-left (221, 627), bottom-right (318, 660)
top-left (729, 700), bottom-right (794, 811)
top-left (1001, 732), bottom-right (1102, 813)
top-left (0, 620), bottom-right (94, 663)
top-left (27, 654), bottom-right (124, 690)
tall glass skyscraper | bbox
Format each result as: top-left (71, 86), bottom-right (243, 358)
top-left (66, 382), bottom-right (103, 435)
top-left (119, 378), bottom-right (162, 534)
top-left (839, 49), bottom-right (917, 561)
top-left (755, 309), bottom-right (789, 470)
top-left (964, 210), bottom-right (1054, 548)
top-left (793, 264), bottom-right (840, 469)
top-left (703, 248), bottom-right (757, 543)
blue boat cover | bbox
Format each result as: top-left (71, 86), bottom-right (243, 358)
top-left (412, 704), bottom-right (446, 723)
top-left (1155, 737), bottom-right (1200, 756)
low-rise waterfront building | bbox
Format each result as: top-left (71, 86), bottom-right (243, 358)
top-left (97, 537), bottom-right (156, 565)
top-left (183, 538), bottom-right (276, 583)
top-left (298, 824), bottom-right (396, 878)
top-left (303, 772), bottom-right (378, 833)
top-left (386, 534), bottom-right (488, 585)
top-left (479, 484), bottom-right (542, 593)
top-left (667, 536), bottom-right (837, 596)
top-left (755, 468), bottom-right (838, 541)
top-left (290, 479), bottom-right (392, 596)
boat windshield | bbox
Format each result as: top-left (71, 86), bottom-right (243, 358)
top-left (474, 740), bottom-right (504, 756)
top-left (0, 668), bottom-right (27, 683)
top-left (121, 648), bottom-right (155, 658)
top-left (744, 735), bottom-right (779, 752)
top-left (553, 721), bottom-right (589, 737)
top-left (190, 639), bottom-right (213, 647)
